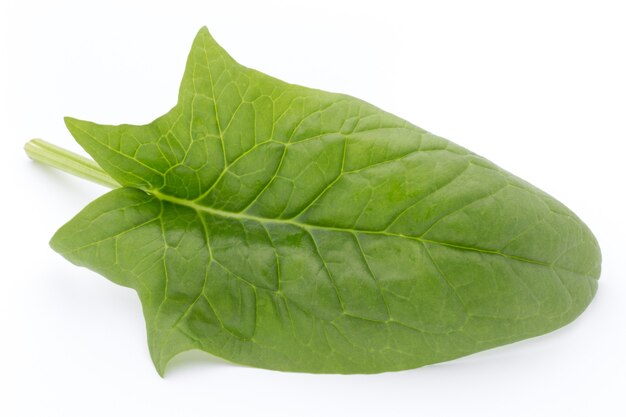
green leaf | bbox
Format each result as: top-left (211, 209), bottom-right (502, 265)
top-left (50, 27), bottom-right (601, 375)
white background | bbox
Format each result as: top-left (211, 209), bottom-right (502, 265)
top-left (1, 1), bottom-right (624, 416)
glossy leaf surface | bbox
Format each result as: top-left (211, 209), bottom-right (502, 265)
top-left (51, 27), bottom-right (601, 375)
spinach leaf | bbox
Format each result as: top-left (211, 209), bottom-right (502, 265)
top-left (33, 27), bottom-right (601, 375)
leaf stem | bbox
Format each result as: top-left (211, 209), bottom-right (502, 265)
top-left (24, 139), bottom-right (120, 189)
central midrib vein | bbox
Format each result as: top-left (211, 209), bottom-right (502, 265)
top-left (149, 189), bottom-right (553, 269)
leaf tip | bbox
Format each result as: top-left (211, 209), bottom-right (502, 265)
top-left (63, 117), bottom-right (86, 137)
top-left (155, 363), bottom-right (167, 378)
top-left (194, 25), bottom-right (213, 41)
top-left (63, 116), bottom-right (81, 129)
top-left (49, 222), bottom-right (71, 259)
top-left (152, 351), bottom-right (174, 378)
top-left (63, 116), bottom-right (101, 145)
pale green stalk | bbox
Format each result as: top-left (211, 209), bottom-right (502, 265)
top-left (24, 139), bottom-right (119, 188)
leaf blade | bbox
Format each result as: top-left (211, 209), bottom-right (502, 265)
top-left (52, 27), bottom-right (601, 375)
